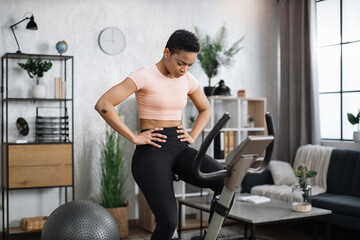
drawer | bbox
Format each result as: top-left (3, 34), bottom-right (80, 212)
top-left (3, 144), bottom-right (72, 188)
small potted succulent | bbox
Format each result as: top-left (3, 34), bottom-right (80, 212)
top-left (248, 116), bottom-right (255, 128)
top-left (18, 58), bottom-right (52, 98)
top-left (292, 165), bottom-right (317, 212)
top-left (347, 109), bottom-right (360, 143)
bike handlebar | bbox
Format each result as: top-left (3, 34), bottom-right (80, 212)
top-left (193, 113), bottom-right (232, 182)
top-left (247, 113), bottom-right (274, 174)
top-left (193, 112), bottom-right (275, 181)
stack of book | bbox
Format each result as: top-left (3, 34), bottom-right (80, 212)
top-left (236, 195), bottom-right (271, 204)
top-left (214, 131), bottom-right (236, 160)
top-left (55, 77), bottom-right (66, 99)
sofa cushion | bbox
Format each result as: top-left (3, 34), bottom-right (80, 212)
top-left (251, 184), bottom-right (293, 202)
top-left (293, 145), bottom-right (333, 191)
top-left (349, 152), bottom-right (360, 197)
top-left (269, 160), bottom-right (297, 186)
top-left (251, 185), bottom-right (326, 203)
top-left (312, 193), bottom-right (360, 218)
top-left (241, 170), bottom-right (274, 193)
top-left (327, 149), bottom-right (360, 197)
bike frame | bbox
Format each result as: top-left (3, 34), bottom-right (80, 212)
top-left (193, 113), bottom-right (275, 240)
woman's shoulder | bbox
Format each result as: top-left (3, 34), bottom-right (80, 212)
top-left (184, 71), bottom-right (198, 83)
top-left (131, 65), bottom-right (153, 74)
top-left (128, 65), bottom-right (155, 90)
top-left (184, 71), bottom-right (199, 94)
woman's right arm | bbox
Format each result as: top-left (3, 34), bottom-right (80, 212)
top-left (94, 78), bottom-right (166, 148)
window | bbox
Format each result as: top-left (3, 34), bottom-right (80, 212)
top-left (316, 0), bottom-right (360, 140)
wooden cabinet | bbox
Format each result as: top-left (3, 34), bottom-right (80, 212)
top-left (3, 144), bottom-right (72, 189)
top-left (1, 53), bottom-right (74, 238)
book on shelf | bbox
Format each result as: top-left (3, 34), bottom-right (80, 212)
top-left (236, 195), bottom-right (271, 204)
top-left (214, 131), bottom-right (237, 160)
top-left (55, 77), bottom-right (66, 99)
top-left (55, 77), bottom-right (61, 98)
top-left (214, 131), bottom-right (225, 159)
top-left (224, 131), bottom-right (235, 159)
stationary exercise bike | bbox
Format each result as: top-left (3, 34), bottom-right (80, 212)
top-left (192, 112), bottom-right (275, 240)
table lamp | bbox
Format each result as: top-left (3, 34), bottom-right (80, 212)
top-left (212, 80), bottom-right (231, 96)
top-left (10, 13), bottom-right (38, 53)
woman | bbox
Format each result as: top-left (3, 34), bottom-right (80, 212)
top-left (95, 29), bottom-right (225, 240)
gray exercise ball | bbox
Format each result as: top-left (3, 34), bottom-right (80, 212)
top-left (41, 200), bottom-right (120, 240)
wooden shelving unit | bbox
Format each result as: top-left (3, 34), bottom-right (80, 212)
top-left (1, 53), bottom-right (74, 239)
top-left (178, 96), bottom-right (267, 197)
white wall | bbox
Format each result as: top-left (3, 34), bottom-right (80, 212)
top-left (0, 0), bottom-right (279, 226)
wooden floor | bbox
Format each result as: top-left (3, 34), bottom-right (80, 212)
top-left (2, 218), bottom-right (359, 240)
top-left (127, 219), bottom-right (360, 240)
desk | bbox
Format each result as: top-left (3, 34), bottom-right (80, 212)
top-left (178, 196), bottom-right (332, 240)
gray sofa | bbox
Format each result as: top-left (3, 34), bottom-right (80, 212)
top-left (241, 147), bottom-right (360, 230)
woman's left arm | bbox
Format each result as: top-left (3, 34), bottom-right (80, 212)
top-left (177, 87), bottom-right (210, 144)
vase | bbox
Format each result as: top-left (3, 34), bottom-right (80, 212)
top-left (292, 184), bottom-right (312, 212)
top-left (106, 201), bottom-right (129, 239)
top-left (204, 86), bottom-right (215, 97)
top-left (206, 192), bottom-right (214, 204)
top-left (31, 85), bottom-right (46, 98)
top-left (354, 131), bottom-right (360, 143)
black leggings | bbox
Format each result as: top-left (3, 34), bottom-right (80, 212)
top-left (132, 127), bottom-right (225, 240)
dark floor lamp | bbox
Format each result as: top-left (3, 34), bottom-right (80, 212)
top-left (10, 13), bottom-right (38, 53)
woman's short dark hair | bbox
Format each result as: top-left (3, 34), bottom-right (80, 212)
top-left (165, 29), bottom-right (200, 54)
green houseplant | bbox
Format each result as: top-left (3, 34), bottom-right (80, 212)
top-left (100, 122), bottom-right (129, 238)
top-left (188, 115), bottom-right (196, 128)
top-left (18, 58), bottom-right (52, 85)
top-left (292, 165), bottom-right (317, 212)
top-left (248, 116), bottom-right (255, 128)
top-left (194, 25), bottom-right (244, 96)
top-left (347, 109), bottom-right (360, 142)
top-left (18, 58), bottom-right (52, 98)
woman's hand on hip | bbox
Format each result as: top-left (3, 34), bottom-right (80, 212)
top-left (133, 128), bottom-right (167, 148)
top-left (177, 125), bottom-right (195, 144)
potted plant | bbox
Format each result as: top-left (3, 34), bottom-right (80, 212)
top-left (18, 58), bottom-right (52, 98)
top-left (194, 25), bottom-right (244, 96)
top-left (347, 109), bottom-right (360, 143)
top-left (188, 115), bottom-right (196, 128)
top-left (248, 116), bottom-right (255, 128)
top-left (292, 165), bottom-right (317, 212)
top-left (100, 122), bottom-right (129, 238)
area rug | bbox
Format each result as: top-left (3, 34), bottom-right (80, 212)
top-left (130, 225), bottom-right (245, 240)
top-left (181, 225), bottom-right (245, 239)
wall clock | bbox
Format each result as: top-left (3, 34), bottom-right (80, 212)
top-left (98, 27), bottom-right (126, 55)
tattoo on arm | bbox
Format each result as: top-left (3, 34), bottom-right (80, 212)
top-left (101, 109), bottom-right (108, 114)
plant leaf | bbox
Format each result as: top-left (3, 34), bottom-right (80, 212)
top-left (347, 113), bottom-right (359, 125)
top-left (194, 25), bottom-right (244, 86)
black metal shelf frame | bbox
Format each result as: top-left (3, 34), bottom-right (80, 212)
top-left (2, 98), bottom-right (73, 102)
top-left (1, 53), bottom-right (74, 239)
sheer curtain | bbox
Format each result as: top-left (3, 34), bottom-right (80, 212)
top-left (278, 0), bottom-right (321, 163)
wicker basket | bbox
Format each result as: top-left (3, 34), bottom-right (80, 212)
top-left (106, 201), bottom-right (129, 239)
top-left (21, 216), bottom-right (48, 231)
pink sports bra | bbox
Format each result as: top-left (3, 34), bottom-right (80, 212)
top-left (128, 65), bottom-right (199, 120)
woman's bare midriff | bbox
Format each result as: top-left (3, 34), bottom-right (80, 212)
top-left (140, 118), bottom-right (182, 131)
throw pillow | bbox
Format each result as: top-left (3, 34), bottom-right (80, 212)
top-left (269, 160), bottom-right (298, 186)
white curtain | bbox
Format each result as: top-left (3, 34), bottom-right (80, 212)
top-left (277, 0), bottom-right (321, 163)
